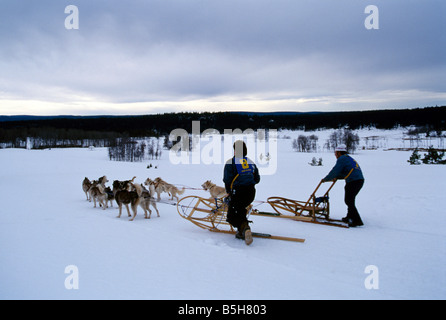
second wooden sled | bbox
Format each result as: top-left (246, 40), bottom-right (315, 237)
top-left (177, 196), bottom-right (305, 243)
top-left (253, 180), bottom-right (349, 228)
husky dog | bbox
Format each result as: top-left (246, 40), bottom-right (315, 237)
top-left (146, 177), bottom-right (185, 202)
top-left (115, 184), bottom-right (141, 221)
top-left (201, 180), bottom-right (227, 199)
top-left (89, 181), bottom-right (108, 210)
top-left (134, 184), bottom-right (160, 219)
top-left (144, 178), bottom-right (161, 200)
top-left (104, 186), bottom-right (114, 208)
top-left (112, 176), bottom-right (136, 195)
top-left (111, 177), bottom-right (140, 220)
top-left (97, 175), bottom-right (109, 187)
top-left (82, 177), bottom-right (92, 201)
top-left (144, 177), bottom-right (166, 201)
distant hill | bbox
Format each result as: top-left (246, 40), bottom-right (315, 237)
top-left (0, 115), bottom-right (113, 122)
top-left (1, 106), bottom-right (445, 139)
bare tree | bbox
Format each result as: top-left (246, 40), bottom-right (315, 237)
top-left (326, 129), bottom-right (360, 153)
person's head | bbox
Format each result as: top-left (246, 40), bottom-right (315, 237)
top-left (334, 144), bottom-right (348, 159)
top-left (233, 140), bottom-right (248, 158)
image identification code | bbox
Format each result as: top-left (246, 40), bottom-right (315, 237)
top-left (222, 304), bottom-right (267, 315)
top-left (178, 304), bottom-right (267, 317)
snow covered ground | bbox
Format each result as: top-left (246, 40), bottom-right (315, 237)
top-left (0, 128), bottom-right (445, 300)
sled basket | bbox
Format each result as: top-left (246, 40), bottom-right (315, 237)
top-left (177, 196), bottom-right (236, 232)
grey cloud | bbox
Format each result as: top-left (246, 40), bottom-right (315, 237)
top-left (0, 0), bottom-right (445, 113)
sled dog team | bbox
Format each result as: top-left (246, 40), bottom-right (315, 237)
top-left (82, 176), bottom-right (223, 221)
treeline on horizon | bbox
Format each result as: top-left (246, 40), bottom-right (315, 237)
top-left (0, 106), bottom-right (445, 149)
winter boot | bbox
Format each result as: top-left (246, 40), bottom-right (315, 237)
top-left (349, 219), bottom-right (364, 227)
top-left (240, 221), bottom-right (253, 246)
top-left (235, 229), bottom-right (245, 240)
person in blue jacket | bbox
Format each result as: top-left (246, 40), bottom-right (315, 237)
top-left (322, 144), bottom-right (365, 227)
top-left (223, 141), bottom-right (260, 245)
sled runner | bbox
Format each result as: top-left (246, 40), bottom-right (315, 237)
top-left (255, 180), bottom-right (348, 228)
top-left (177, 196), bottom-right (305, 243)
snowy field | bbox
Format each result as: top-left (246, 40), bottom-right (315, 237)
top-left (0, 128), bottom-right (445, 300)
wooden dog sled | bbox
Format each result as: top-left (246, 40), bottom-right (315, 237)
top-left (177, 196), bottom-right (305, 243)
top-left (176, 180), bottom-right (347, 245)
top-left (253, 180), bottom-right (349, 228)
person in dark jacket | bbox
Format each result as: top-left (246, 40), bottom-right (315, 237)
top-left (223, 141), bottom-right (260, 245)
top-left (322, 144), bottom-right (365, 227)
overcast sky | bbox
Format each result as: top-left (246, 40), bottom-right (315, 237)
top-left (0, 0), bottom-right (445, 115)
